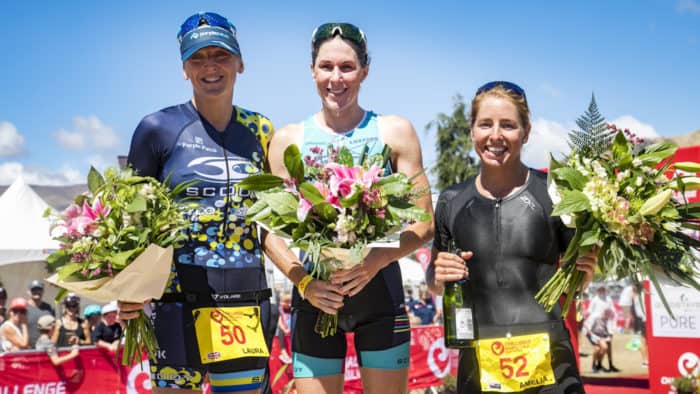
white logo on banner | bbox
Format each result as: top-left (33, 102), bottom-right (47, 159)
top-left (427, 339), bottom-right (451, 378)
top-left (127, 360), bottom-right (152, 394)
top-left (678, 352), bottom-right (700, 377)
top-left (650, 283), bottom-right (700, 338)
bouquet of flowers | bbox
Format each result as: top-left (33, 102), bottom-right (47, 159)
top-left (536, 125), bottom-right (700, 316)
top-left (44, 167), bottom-right (194, 365)
top-left (239, 144), bottom-right (429, 336)
top-left (671, 372), bottom-right (699, 394)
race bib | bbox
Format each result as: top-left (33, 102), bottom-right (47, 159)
top-left (477, 332), bottom-right (555, 392)
top-left (193, 306), bottom-right (269, 364)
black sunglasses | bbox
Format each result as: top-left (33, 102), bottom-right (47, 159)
top-left (177, 12), bottom-right (236, 44)
top-left (476, 81), bottom-right (527, 100)
top-left (312, 23), bottom-right (366, 47)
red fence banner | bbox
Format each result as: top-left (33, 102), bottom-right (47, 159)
top-left (646, 280), bottom-right (700, 394)
top-left (0, 346), bottom-right (143, 394)
top-left (1, 326), bottom-right (458, 393)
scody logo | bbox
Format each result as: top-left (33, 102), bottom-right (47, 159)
top-left (188, 156), bottom-right (258, 183)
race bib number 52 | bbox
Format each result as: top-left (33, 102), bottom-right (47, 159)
top-left (477, 332), bottom-right (555, 392)
top-left (193, 306), bottom-right (269, 364)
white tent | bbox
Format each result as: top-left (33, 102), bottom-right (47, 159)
top-left (0, 176), bottom-right (60, 301)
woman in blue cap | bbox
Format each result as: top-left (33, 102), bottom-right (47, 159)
top-left (120, 11), bottom-right (304, 394)
top-left (83, 304), bottom-right (101, 337)
top-left (268, 22), bottom-right (434, 393)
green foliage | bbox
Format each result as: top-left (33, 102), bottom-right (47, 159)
top-left (568, 94), bottom-right (612, 157)
top-left (427, 94), bottom-right (478, 191)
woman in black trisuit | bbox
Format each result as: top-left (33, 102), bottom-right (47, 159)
top-left (427, 81), bottom-right (597, 394)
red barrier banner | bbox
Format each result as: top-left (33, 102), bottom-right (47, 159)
top-left (647, 281), bottom-right (700, 394)
top-left (0, 346), bottom-right (139, 394)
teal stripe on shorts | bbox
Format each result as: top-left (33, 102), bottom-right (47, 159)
top-left (293, 352), bottom-right (344, 377)
top-left (359, 341), bottom-right (410, 370)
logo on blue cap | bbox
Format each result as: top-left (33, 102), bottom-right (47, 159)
top-left (178, 12), bottom-right (241, 61)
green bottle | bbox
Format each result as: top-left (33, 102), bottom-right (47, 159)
top-left (443, 240), bottom-right (476, 348)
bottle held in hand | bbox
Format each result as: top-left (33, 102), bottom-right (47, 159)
top-left (443, 240), bottom-right (477, 348)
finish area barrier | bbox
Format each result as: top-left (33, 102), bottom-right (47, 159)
top-left (0, 326), bottom-right (458, 393)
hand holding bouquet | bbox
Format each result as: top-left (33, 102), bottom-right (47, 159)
top-left (537, 126), bottom-right (700, 316)
top-left (45, 167), bottom-right (194, 365)
top-left (239, 144), bottom-right (429, 336)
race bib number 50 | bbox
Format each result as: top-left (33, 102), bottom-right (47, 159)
top-left (193, 306), bottom-right (269, 364)
top-left (477, 332), bottom-right (555, 392)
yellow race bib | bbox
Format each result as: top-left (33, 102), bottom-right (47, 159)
top-left (193, 306), bottom-right (269, 364)
top-left (477, 332), bottom-right (555, 392)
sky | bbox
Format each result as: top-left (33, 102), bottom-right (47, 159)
top-left (1, 1), bottom-right (699, 187)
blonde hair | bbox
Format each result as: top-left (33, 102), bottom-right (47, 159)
top-left (470, 84), bottom-right (531, 132)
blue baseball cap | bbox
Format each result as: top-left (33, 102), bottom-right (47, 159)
top-left (84, 304), bottom-right (101, 317)
top-left (177, 12), bottom-right (241, 61)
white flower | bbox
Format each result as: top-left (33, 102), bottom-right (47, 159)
top-left (140, 184), bottom-right (156, 200)
top-left (547, 181), bottom-right (562, 204)
top-left (635, 177), bottom-right (643, 186)
top-left (593, 162), bottom-right (607, 179)
top-left (632, 158), bottom-right (642, 167)
top-left (625, 186), bottom-right (634, 194)
top-left (616, 170), bottom-right (629, 182)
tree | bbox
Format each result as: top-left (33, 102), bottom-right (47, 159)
top-left (426, 95), bottom-right (479, 191)
top-left (568, 93), bottom-right (612, 157)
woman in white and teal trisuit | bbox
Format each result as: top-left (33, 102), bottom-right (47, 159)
top-left (268, 23), bottom-right (435, 393)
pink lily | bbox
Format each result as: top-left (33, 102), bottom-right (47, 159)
top-left (327, 163), bottom-right (362, 198)
top-left (82, 197), bottom-right (110, 221)
top-left (310, 181), bottom-right (340, 209)
top-left (297, 197), bottom-right (313, 222)
top-left (360, 165), bottom-right (382, 188)
top-left (62, 204), bottom-right (82, 220)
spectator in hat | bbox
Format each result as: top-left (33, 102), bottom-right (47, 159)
top-left (0, 287), bottom-right (7, 323)
top-left (1, 297), bottom-right (29, 352)
top-left (26, 279), bottom-right (55, 348)
top-left (36, 315), bottom-right (80, 366)
top-left (92, 301), bottom-right (122, 353)
top-left (83, 304), bottom-right (102, 337)
top-left (53, 293), bottom-right (91, 347)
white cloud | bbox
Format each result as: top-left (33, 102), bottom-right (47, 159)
top-left (519, 115), bottom-right (659, 169)
top-left (55, 129), bottom-right (85, 150)
top-left (0, 121), bottom-right (26, 157)
top-left (54, 116), bottom-right (120, 151)
top-left (609, 115), bottom-right (660, 141)
top-left (677, 0), bottom-right (700, 14)
top-left (0, 162), bottom-right (83, 186)
top-left (522, 118), bottom-right (572, 169)
top-left (540, 83), bottom-right (561, 98)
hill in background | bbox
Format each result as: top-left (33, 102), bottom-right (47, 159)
top-left (661, 128), bottom-right (700, 147)
top-left (0, 184), bottom-right (87, 211)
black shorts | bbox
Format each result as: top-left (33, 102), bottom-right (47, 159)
top-left (633, 316), bottom-right (646, 336)
top-left (291, 261), bottom-right (410, 376)
top-left (149, 298), bottom-right (272, 390)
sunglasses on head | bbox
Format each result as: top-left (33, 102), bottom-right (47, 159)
top-left (312, 23), bottom-right (366, 47)
top-left (476, 81), bottom-right (526, 100)
top-left (177, 12), bottom-right (236, 43)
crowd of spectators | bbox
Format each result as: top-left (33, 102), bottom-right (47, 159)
top-left (0, 279), bottom-right (124, 363)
